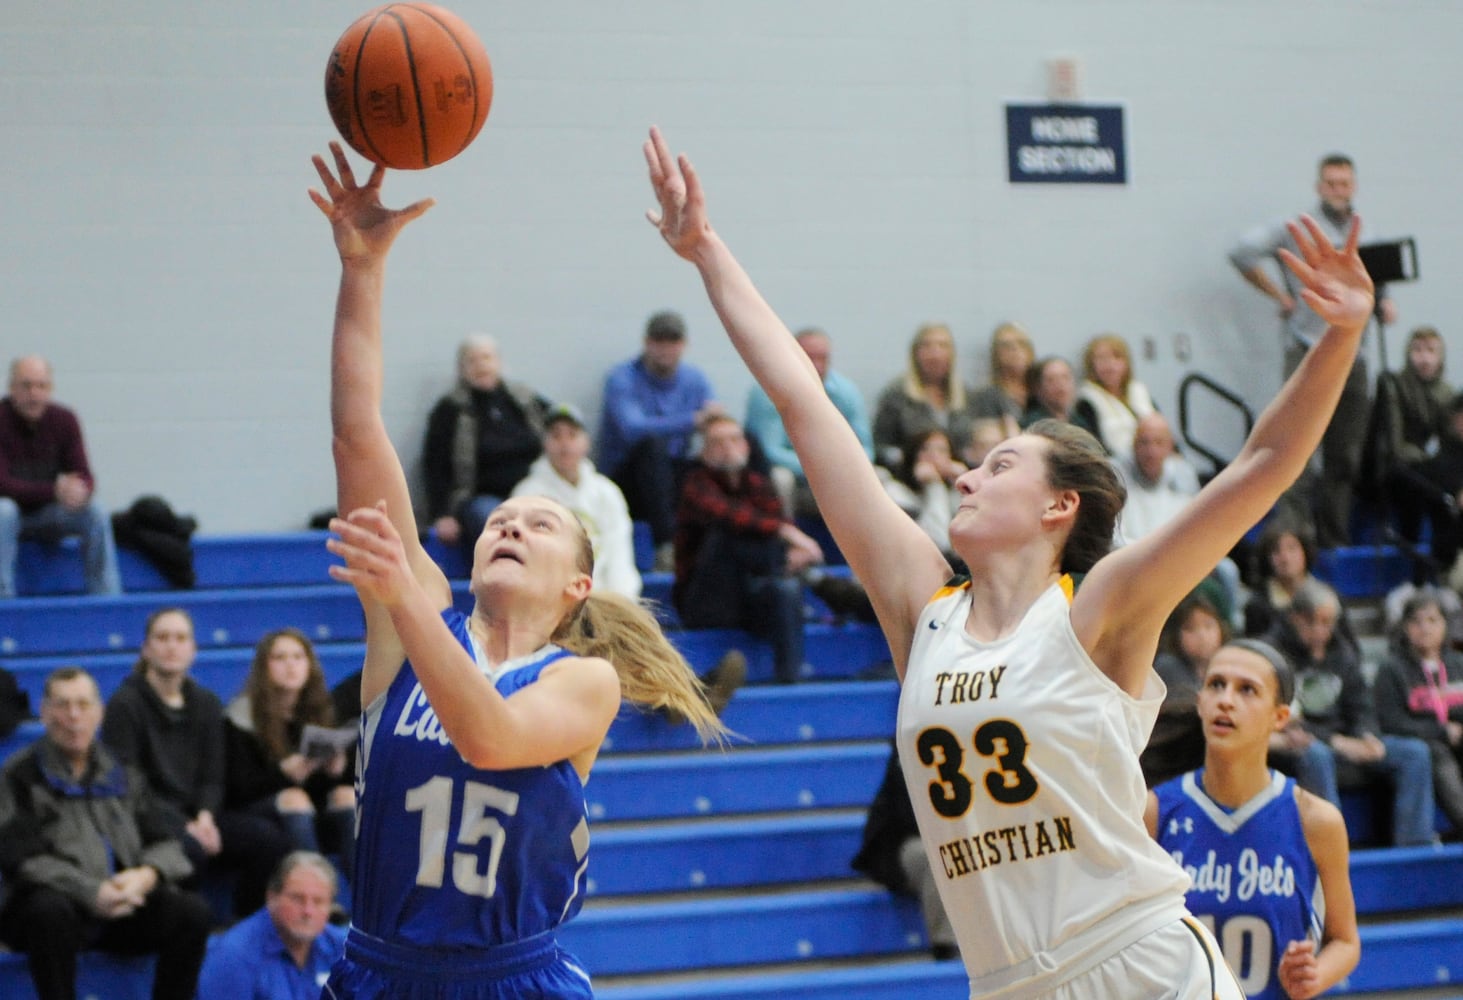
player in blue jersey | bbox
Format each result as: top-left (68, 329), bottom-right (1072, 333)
top-left (1148, 639), bottom-right (1359, 999)
top-left (645, 124), bottom-right (1373, 997)
top-left (307, 143), bottom-right (725, 1000)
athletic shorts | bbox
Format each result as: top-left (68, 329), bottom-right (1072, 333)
top-left (1042, 916), bottom-right (1244, 1000)
top-left (321, 926), bottom-right (593, 1000)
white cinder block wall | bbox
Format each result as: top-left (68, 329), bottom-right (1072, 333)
top-left (2, 1), bottom-right (1459, 530)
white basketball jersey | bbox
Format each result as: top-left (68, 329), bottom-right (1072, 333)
top-left (897, 578), bottom-right (1191, 998)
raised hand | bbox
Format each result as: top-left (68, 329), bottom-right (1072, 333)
top-left (1277, 215), bottom-right (1375, 333)
top-left (644, 126), bottom-right (714, 262)
top-left (327, 500), bottom-right (419, 608)
top-left (308, 142), bottom-right (435, 264)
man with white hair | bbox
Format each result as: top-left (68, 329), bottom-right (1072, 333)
top-left (197, 851), bottom-right (347, 1000)
top-left (0, 355), bottom-right (122, 598)
top-left (1116, 412), bottom-right (1200, 542)
top-left (420, 334), bottom-right (552, 553)
top-left (1117, 412), bottom-right (1240, 623)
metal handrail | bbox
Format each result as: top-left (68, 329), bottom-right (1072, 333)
top-left (1177, 371), bottom-right (1255, 476)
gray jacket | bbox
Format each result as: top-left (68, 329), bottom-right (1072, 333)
top-left (0, 737), bottom-right (192, 912)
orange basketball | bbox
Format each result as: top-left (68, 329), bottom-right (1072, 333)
top-left (325, 3), bottom-right (493, 170)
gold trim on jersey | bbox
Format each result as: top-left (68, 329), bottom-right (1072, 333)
top-left (924, 573), bottom-right (1075, 607)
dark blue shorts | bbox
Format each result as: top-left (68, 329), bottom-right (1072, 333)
top-left (321, 927), bottom-right (593, 1000)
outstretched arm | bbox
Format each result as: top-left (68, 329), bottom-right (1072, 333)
top-left (645, 127), bottom-right (948, 676)
top-left (1075, 216), bottom-right (1374, 695)
top-left (309, 143), bottom-right (449, 706)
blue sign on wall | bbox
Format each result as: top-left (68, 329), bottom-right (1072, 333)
top-left (1006, 104), bottom-right (1127, 185)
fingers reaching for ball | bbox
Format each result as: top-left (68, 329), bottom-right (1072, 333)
top-left (309, 141), bottom-right (436, 263)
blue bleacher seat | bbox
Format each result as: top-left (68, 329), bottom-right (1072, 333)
top-left (1350, 844), bottom-right (1463, 914)
top-left (561, 888), bottom-right (925, 976)
top-left (1315, 545), bottom-right (1413, 600)
top-left (1342, 917), bottom-right (1463, 993)
top-left (16, 532), bottom-right (343, 597)
top-left (601, 680), bottom-right (897, 754)
top-left (0, 952), bottom-right (155, 1000)
top-left (589, 813), bottom-right (864, 897)
top-left (633, 521), bottom-right (655, 573)
top-left (586, 743), bottom-right (888, 822)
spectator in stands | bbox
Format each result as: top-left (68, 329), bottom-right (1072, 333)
top-left (421, 333), bottom-right (552, 555)
top-left (1118, 413), bottom-right (1238, 624)
top-left (1156, 592), bottom-right (1230, 705)
top-left (0, 355), bottom-right (121, 599)
top-left (1264, 580), bottom-right (1436, 846)
top-left (512, 403), bottom-right (642, 599)
top-left (872, 323), bottom-right (980, 474)
top-left (745, 326), bottom-right (874, 518)
top-left (1413, 391), bottom-right (1463, 592)
top-left (223, 629), bottom-right (356, 882)
top-left (1077, 333), bottom-right (1158, 461)
top-left (960, 416), bottom-right (1013, 472)
top-left (1018, 355), bottom-right (1099, 438)
top-left (1142, 591), bottom-right (1229, 788)
top-left (1243, 519), bottom-right (1356, 649)
top-left (102, 606), bottom-right (293, 917)
top-left (599, 310), bottom-right (723, 573)
top-left (674, 415), bottom-right (823, 684)
top-left (1365, 327), bottom-right (1456, 582)
top-left (1118, 413), bottom-right (1199, 536)
top-left (1229, 153), bottom-right (1395, 548)
top-left (0, 666), bottom-right (211, 1000)
top-left (883, 428), bottom-right (964, 559)
top-left (1374, 589), bottom-right (1463, 836)
top-left (970, 322), bottom-right (1036, 427)
top-left (1148, 641), bottom-right (1360, 999)
top-left (196, 850), bottom-right (347, 1000)
top-left (851, 742), bottom-right (958, 962)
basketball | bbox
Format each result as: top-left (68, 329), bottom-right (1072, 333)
top-left (325, 3), bottom-right (493, 170)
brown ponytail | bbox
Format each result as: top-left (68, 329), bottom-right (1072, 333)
top-left (1025, 418), bottom-right (1126, 574)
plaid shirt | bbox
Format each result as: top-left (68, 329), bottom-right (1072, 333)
top-left (673, 463), bottom-right (785, 586)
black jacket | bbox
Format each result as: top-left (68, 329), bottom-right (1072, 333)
top-left (101, 673), bottom-right (225, 835)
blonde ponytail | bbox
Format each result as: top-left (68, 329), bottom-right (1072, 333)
top-left (555, 590), bottom-right (731, 746)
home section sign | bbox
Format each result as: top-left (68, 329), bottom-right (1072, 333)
top-left (1006, 104), bottom-right (1127, 185)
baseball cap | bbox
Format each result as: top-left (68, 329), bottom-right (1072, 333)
top-left (544, 402), bottom-right (587, 430)
top-left (645, 310), bottom-right (687, 341)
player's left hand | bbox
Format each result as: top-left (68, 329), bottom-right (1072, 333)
top-left (1277, 215), bottom-right (1374, 335)
top-left (1277, 939), bottom-right (1323, 999)
top-left (644, 126), bottom-right (715, 263)
top-left (328, 501), bottom-right (418, 607)
top-left (309, 142), bottom-right (435, 265)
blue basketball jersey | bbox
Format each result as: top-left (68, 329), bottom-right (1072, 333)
top-left (1155, 769), bottom-right (1322, 1000)
top-left (350, 610), bottom-right (591, 951)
